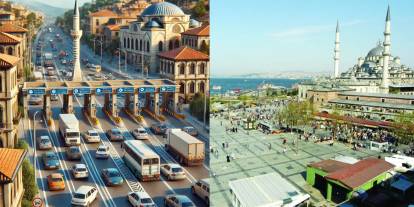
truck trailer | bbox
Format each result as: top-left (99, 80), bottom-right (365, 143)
top-left (166, 128), bottom-right (204, 166)
top-left (58, 114), bottom-right (80, 146)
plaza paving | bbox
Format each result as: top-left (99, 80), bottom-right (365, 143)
top-left (210, 117), bottom-right (389, 207)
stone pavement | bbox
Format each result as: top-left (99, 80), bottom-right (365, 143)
top-left (209, 117), bottom-right (389, 207)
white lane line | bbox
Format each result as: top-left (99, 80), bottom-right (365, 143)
top-left (28, 116), bottom-right (49, 207)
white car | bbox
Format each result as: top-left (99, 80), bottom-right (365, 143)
top-left (160, 164), bottom-right (186, 180)
top-left (83, 130), bottom-right (100, 143)
top-left (132, 127), bottom-right (149, 140)
top-left (38, 136), bottom-right (52, 150)
top-left (95, 144), bottom-right (109, 159)
top-left (191, 179), bottom-right (209, 205)
top-left (127, 191), bottom-right (156, 207)
top-left (72, 164), bottom-right (89, 179)
top-left (71, 185), bottom-right (98, 206)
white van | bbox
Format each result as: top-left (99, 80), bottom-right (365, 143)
top-left (71, 185), bottom-right (98, 206)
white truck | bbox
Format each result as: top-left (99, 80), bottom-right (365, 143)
top-left (166, 128), bottom-right (204, 166)
top-left (59, 114), bottom-right (81, 146)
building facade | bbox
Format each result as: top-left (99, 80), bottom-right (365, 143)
top-left (0, 148), bottom-right (26, 207)
top-left (0, 24), bottom-right (27, 79)
top-left (87, 9), bottom-right (118, 35)
top-left (120, 1), bottom-right (191, 74)
top-left (181, 24), bottom-right (209, 52)
top-left (0, 32), bottom-right (22, 77)
top-left (158, 46), bottom-right (209, 102)
top-left (0, 54), bottom-right (19, 148)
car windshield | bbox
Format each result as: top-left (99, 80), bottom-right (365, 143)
top-left (66, 132), bottom-right (79, 138)
top-left (77, 167), bottom-right (87, 172)
top-left (73, 193), bottom-right (85, 199)
top-left (181, 202), bottom-right (195, 207)
top-left (141, 198), bottom-right (153, 204)
top-left (70, 147), bottom-right (80, 153)
top-left (112, 130), bottom-right (121, 135)
top-left (41, 139), bottom-right (50, 144)
top-left (98, 147), bottom-right (107, 152)
top-left (160, 125), bottom-right (166, 129)
top-left (47, 153), bottom-right (57, 159)
top-left (108, 170), bottom-right (120, 177)
top-left (51, 177), bottom-right (62, 182)
top-left (138, 129), bottom-right (146, 133)
top-left (172, 167), bottom-right (183, 173)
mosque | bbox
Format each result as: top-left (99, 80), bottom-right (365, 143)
top-left (299, 6), bottom-right (414, 100)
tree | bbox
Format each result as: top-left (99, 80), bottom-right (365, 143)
top-left (189, 93), bottom-right (209, 122)
top-left (393, 112), bottom-right (414, 144)
top-left (193, 0), bottom-right (207, 18)
top-left (16, 140), bottom-right (38, 207)
top-left (200, 41), bottom-right (209, 55)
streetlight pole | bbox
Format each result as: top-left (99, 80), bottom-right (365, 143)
top-left (203, 87), bottom-right (208, 127)
top-left (100, 36), bottom-right (103, 66)
top-left (124, 50), bottom-right (127, 73)
top-left (118, 48), bottom-right (121, 73)
top-left (32, 110), bottom-right (41, 184)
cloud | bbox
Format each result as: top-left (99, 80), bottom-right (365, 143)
top-left (268, 20), bottom-right (365, 39)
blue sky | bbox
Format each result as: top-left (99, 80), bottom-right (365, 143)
top-left (211, 0), bottom-right (414, 76)
top-left (41, 0), bottom-right (90, 9)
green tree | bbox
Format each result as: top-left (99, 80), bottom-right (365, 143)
top-left (200, 40), bottom-right (209, 55)
top-left (16, 140), bottom-right (38, 207)
top-left (189, 93), bottom-right (209, 122)
top-left (193, 0), bottom-right (207, 18)
top-left (393, 112), bottom-right (414, 144)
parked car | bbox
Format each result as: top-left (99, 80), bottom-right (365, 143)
top-left (151, 123), bottom-right (167, 135)
top-left (72, 164), bottom-right (89, 179)
top-left (47, 173), bottom-right (65, 191)
top-left (38, 136), bottom-right (52, 150)
top-left (182, 126), bottom-right (198, 137)
top-left (71, 185), bottom-right (98, 206)
top-left (66, 146), bottom-right (82, 160)
top-left (132, 127), bottom-right (149, 140)
top-left (107, 128), bottom-right (123, 141)
top-left (83, 129), bottom-right (100, 143)
top-left (95, 144), bottom-right (109, 159)
top-left (164, 195), bottom-right (195, 207)
top-left (28, 95), bottom-right (42, 105)
top-left (191, 179), bottom-right (209, 205)
top-left (161, 164), bottom-right (186, 180)
top-left (42, 151), bottom-right (60, 169)
top-left (101, 168), bottom-right (124, 186)
top-left (127, 191), bottom-right (156, 207)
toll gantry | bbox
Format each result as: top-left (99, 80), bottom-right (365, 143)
top-left (22, 79), bottom-right (181, 122)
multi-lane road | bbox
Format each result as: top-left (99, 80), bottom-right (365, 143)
top-left (25, 25), bottom-right (209, 207)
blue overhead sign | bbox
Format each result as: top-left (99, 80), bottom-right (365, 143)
top-left (117, 87), bottom-right (134, 94)
top-left (27, 88), bottom-right (45, 95)
top-left (73, 88), bottom-right (91, 94)
top-left (95, 87), bottom-right (112, 94)
top-left (138, 87), bottom-right (155, 93)
top-left (50, 88), bottom-right (68, 95)
top-left (160, 85), bottom-right (176, 92)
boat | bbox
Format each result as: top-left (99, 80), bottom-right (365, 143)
top-left (212, 85), bottom-right (222, 90)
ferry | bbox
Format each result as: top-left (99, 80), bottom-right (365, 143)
top-left (212, 85), bottom-right (222, 90)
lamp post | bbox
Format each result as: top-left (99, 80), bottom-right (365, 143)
top-left (32, 110), bottom-right (41, 184)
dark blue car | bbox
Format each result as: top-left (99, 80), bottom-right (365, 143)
top-left (42, 151), bottom-right (60, 170)
top-left (101, 168), bottom-right (124, 186)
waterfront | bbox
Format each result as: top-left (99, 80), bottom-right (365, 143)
top-left (211, 78), bottom-right (304, 94)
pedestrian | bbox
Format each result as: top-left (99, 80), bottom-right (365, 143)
top-left (283, 138), bottom-right (287, 145)
top-left (269, 143), bottom-right (272, 150)
top-left (215, 149), bottom-right (219, 157)
top-left (226, 142), bottom-right (229, 148)
top-left (226, 154), bottom-right (231, 162)
top-left (222, 142), bottom-right (225, 148)
top-left (283, 147), bottom-right (287, 154)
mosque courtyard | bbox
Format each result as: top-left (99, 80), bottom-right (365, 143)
top-left (209, 117), bottom-right (390, 206)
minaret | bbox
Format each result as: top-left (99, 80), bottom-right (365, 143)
top-left (334, 20), bottom-right (340, 78)
top-left (381, 6), bottom-right (391, 90)
top-left (71, 0), bottom-right (83, 81)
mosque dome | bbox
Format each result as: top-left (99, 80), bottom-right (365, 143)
top-left (141, 2), bottom-right (184, 16)
top-left (366, 43), bottom-right (384, 58)
top-left (145, 20), bottom-right (162, 28)
top-left (189, 19), bottom-right (200, 28)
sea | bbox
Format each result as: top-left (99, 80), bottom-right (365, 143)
top-left (210, 78), bottom-right (306, 95)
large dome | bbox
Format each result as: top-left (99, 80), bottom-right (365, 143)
top-left (366, 44), bottom-right (384, 57)
top-left (141, 2), bottom-right (184, 16)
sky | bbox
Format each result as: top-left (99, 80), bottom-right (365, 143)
top-left (211, 0), bottom-right (414, 76)
top-left (41, 0), bottom-right (91, 9)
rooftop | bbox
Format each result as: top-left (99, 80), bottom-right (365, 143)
top-left (0, 23), bottom-right (28, 33)
top-left (329, 99), bottom-right (414, 110)
top-left (0, 32), bottom-right (21, 44)
top-left (89, 9), bottom-right (118, 17)
top-left (0, 148), bottom-right (26, 182)
top-left (181, 24), bottom-right (209, 36)
top-left (158, 46), bottom-right (209, 61)
top-left (141, 2), bottom-right (184, 16)
top-left (308, 159), bottom-right (351, 173)
top-left (339, 91), bottom-right (414, 100)
top-left (0, 53), bottom-right (20, 68)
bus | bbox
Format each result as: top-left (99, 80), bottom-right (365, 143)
top-left (123, 140), bottom-right (160, 181)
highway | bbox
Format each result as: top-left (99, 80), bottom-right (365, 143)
top-left (26, 24), bottom-right (209, 207)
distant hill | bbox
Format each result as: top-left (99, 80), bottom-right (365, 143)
top-left (11, 0), bottom-right (67, 17)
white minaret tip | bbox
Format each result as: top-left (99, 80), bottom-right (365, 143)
top-left (74, 0), bottom-right (79, 16)
top-left (71, 0), bottom-right (82, 81)
top-left (334, 20), bottom-right (340, 78)
top-left (386, 5), bottom-right (390, 21)
top-left (336, 20), bottom-right (339, 33)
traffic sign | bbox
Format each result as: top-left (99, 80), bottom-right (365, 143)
top-left (73, 88), bottom-right (91, 94)
top-left (138, 87), bottom-right (155, 93)
top-left (32, 196), bottom-right (43, 207)
top-left (28, 88), bottom-right (45, 95)
top-left (117, 87), bottom-right (134, 94)
top-left (159, 85), bottom-right (176, 92)
top-left (95, 87), bottom-right (112, 94)
top-left (50, 88), bottom-right (68, 95)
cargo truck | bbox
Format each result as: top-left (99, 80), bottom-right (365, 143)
top-left (166, 129), bottom-right (204, 166)
top-left (59, 114), bottom-right (80, 146)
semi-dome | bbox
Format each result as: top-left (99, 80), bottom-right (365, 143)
top-left (141, 2), bottom-right (184, 16)
top-left (366, 44), bottom-right (384, 57)
top-left (145, 20), bottom-right (162, 28)
top-left (189, 19), bottom-right (200, 28)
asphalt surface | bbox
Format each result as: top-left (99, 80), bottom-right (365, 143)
top-left (26, 24), bottom-right (208, 207)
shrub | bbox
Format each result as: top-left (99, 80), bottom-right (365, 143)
top-left (16, 140), bottom-right (38, 205)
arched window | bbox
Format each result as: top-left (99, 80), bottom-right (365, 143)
top-left (146, 41), bottom-right (150, 52)
top-left (0, 106), bottom-right (3, 127)
top-left (179, 64), bottom-right (185, 74)
top-left (123, 38), bottom-right (126, 48)
top-left (127, 38), bottom-right (130, 49)
top-left (7, 47), bottom-right (13, 55)
top-left (199, 63), bottom-right (205, 74)
top-left (140, 40), bottom-right (143, 51)
top-left (190, 63), bottom-right (195, 74)
top-left (174, 39), bottom-right (180, 48)
top-left (169, 41), bottom-right (173, 50)
top-left (158, 41), bottom-right (163, 51)
top-left (199, 82), bottom-right (205, 93)
top-left (189, 82), bottom-right (195, 93)
top-left (0, 46), bottom-right (3, 53)
top-left (131, 39), bottom-right (134, 50)
top-left (179, 83), bottom-right (185, 93)
top-left (135, 39), bottom-right (138, 50)
top-left (172, 24), bottom-right (181, 33)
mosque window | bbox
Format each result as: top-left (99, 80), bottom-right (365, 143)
top-left (356, 97), bottom-right (360, 101)
top-left (140, 40), bottom-right (143, 51)
top-left (0, 46), bottom-right (3, 53)
top-left (190, 63), bottom-right (195, 74)
top-left (158, 41), bottom-right (163, 51)
top-left (199, 63), bottom-right (205, 74)
top-left (133, 24), bottom-right (138, 31)
top-left (7, 47), bottom-right (13, 55)
top-left (131, 39), bottom-right (134, 50)
top-left (381, 98), bottom-right (385, 103)
top-left (135, 39), bottom-right (138, 50)
top-left (174, 39), bottom-right (180, 48)
top-left (172, 24), bottom-right (181, 33)
top-left (146, 41), bottom-right (150, 52)
top-left (411, 101), bottom-right (414, 105)
top-left (127, 38), bottom-right (130, 48)
top-left (123, 38), bottom-right (126, 48)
